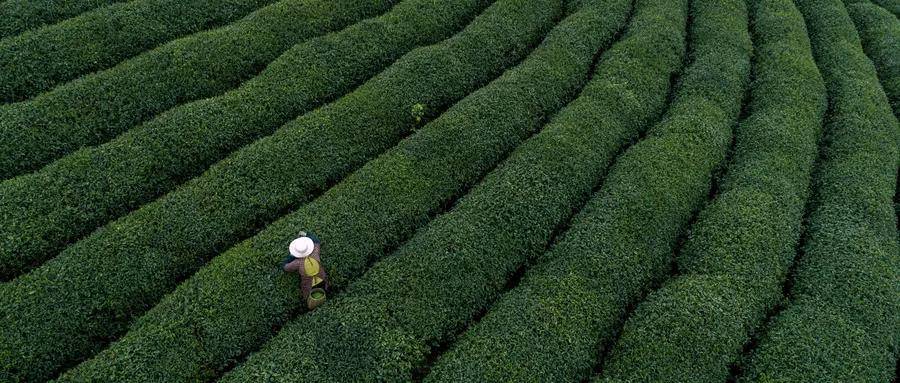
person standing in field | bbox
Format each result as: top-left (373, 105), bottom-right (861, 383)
top-left (282, 232), bottom-right (329, 310)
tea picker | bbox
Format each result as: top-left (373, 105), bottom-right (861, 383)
top-left (281, 231), bottom-right (329, 310)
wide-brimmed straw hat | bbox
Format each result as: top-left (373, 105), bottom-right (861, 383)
top-left (289, 236), bottom-right (315, 258)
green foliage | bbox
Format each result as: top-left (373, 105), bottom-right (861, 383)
top-left (57, 1), bottom-right (631, 380)
top-left (427, 1), bottom-right (750, 382)
top-left (0, 0), bottom-right (893, 381)
top-left (875, 0), bottom-right (900, 15)
top-left (593, 0), bottom-right (828, 381)
top-left (741, 302), bottom-right (895, 382)
top-left (220, 0), bottom-right (689, 381)
top-left (0, 0), bottom-right (490, 281)
top-left (0, 0), bottom-right (400, 180)
top-left (0, 0), bottom-right (563, 381)
top-left (846, 0), bottom-right (900, 17)
top-left (0, 0), bottom-right (122, 39)
top-left (849, 2), bottom-right (900, 116)
top-left (411, 103), bottom-right (428, 124)
top-left (0, 0), bottom-right (275, 102)
top-left (739, 0), bottom-right (900, 381)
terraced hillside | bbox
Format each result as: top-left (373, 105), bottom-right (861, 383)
top-left (0, 0), bottom-right (897, 382)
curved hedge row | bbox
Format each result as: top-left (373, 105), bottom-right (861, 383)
top-left (844, 0), bottom-right (900, 17)
top-left (873, 0), bottom-right (900, 15)
top-left (0, 0), bottom-right (399, 180)
top-left (426, 1), bottom-right (750, 382)
top-left (739, 0), bottom-right (900, 381)
top-left (221, 0), bottom-right (688, 380)
top-left (0, 0), bottom-right (563, 381)
top-left (58, 1), bottom-right (631, 380)
top-left (0, 0), bottom-right (123, 39)
top-left (849, 2), bottom-right (899, 116)
top-left (0, 0), bottom-right (274, 102)
top-left (0, 0), bottom-right (492, 281)
top-left (855, 0), bottom-right (900, 16)
top-left (595, 0), bottom-right (827, 381)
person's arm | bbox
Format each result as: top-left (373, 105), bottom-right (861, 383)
top-left (282, 257), bottom-right (300, 272)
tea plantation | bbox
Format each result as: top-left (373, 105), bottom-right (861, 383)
top-left (0, 0), bottom-right (897, 381)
